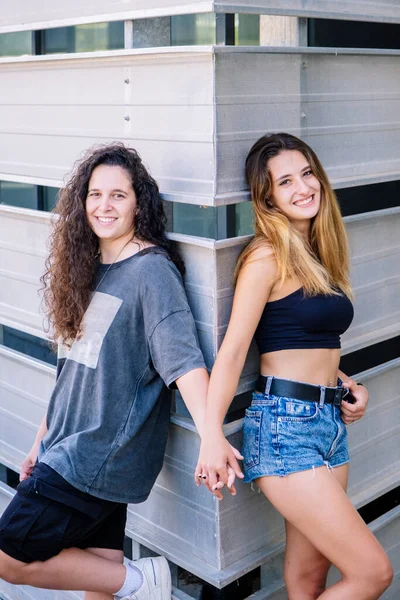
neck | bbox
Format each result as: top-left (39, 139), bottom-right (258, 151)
top-left (99, 233), bottom-right (136, 264)
top-left (293, 219), bottom-right (311, 241)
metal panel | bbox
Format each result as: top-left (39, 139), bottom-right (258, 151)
top-left (1, 206), bottom-right (399, 388)
top-left (0, 346), bottom-right (54, 471)
top-left (216, 0), bottom-right (400, 23)
top-left (346, 358), bottom-right (400, 507)
top-left (0, 49), bottom-right (215, 206)
top-left (2, 47), bottom-right (400, 205)
top-left (341, 208), bottom-right (400, 354)
top-left (214, 47), bottom-right (400, 203)
top-left (2, 0), bottom-right (400, 33)
top-left (0, 206), bottom-right (50, 338)
top-left (0, 209), bottom-right (399, 586)
top-left (214, 209), bottom-right (400, 389)
top-left (0, 207), bottom-right (220, 369)
top-left (0, 1), bottom-right (213, 33)
top-left (128, 358), bottom-right (400, 586)
top-left (127, 416), bottom-right (285, 586)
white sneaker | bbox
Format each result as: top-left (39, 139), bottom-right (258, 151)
top-left (120, 556), bottom-right (171, 600)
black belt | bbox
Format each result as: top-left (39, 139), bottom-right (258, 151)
top-left (256, 376), bottom-right (349, 406)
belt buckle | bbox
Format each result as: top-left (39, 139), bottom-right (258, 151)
top-left (335, 387), bottom-right (346, 406)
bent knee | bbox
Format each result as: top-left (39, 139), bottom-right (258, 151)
top-left (351, 554), bottom-right (394, 595)
top-left (0, 551), bottom-right (29, 584)
top-left (372, 556), bottom-right (394, 591)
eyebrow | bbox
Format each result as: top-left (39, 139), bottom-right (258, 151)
top-left (275, 165), bottom-right (312, 183)
top-left (88, 188), bottom-right (128, 194)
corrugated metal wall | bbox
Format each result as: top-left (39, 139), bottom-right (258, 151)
top-left (0, 2), bottom-right (399, 598)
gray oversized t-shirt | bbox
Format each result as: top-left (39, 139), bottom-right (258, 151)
top-left (39, 249), bottom-right (206, 503)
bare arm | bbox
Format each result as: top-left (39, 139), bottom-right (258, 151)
top-left (20, 414), bottom-right (48, 481)
top-left (175, 367), bottom-right (209, 438)
top-left (338, 369), bottom-right (369, 425)
top-left (195, 247), bottom-right (277, 498)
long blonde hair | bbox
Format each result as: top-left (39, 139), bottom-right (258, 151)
top-left (236, 133), bottom-right (352, 299)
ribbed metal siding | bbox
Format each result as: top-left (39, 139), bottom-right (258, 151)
top-left (3, 206), bottom-right (399, 384)
top-left (214, 47), bottom-right (400, 202)
top-left (2, 0), bottom-right (400, 33)
top-left (2, 47), bottom-right (400, 206)
top-left (0, 355), bottom-right (398, 589)
top-left (0, 50), bottom-right (215, 205)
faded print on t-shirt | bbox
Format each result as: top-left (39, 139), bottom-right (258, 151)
top-left (58, 292), bottom-right (122, 369)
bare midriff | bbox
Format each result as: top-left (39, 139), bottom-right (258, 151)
top-left (260, 347), bottom-right (341, 388)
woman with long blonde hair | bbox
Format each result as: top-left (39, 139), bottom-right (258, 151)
top-left (196, 133), bottom-right (393, 599)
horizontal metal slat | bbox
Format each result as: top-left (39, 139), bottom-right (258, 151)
top-left (215, 50), bottom-right (400, 202)
top-left (2, 0), bottom-right (400, 34)
top-left (2, 47), bottom-right (400, 204)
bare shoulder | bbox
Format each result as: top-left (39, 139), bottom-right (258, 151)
top-left (239, 243), bottom-right (277, 282)
top-left (246, 242), bottom-right (275, 261)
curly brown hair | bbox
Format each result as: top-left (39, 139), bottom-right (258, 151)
top-left (41, 143), bottom-right (184, 346)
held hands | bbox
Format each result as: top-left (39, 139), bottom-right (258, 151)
top-left (194, 431), bottom-right (244, 501)
top-left (340, 380), bottom-right (369, 425)
top-left (20, 444), bottom-right (39, 481)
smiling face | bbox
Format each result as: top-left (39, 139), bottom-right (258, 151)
top-left (86, 164), bottom-right (137, 254)
top-left (268, 150), bottom-right (321, 233)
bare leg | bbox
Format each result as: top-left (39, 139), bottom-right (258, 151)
top-left (0, 547), bottom-right (125, 593)
top-left (284, 465), bottom-right (348, 600)
top-left (84, 548), bottom-right (124, 600)
top-left (257, 466), bottom-right (393, 600)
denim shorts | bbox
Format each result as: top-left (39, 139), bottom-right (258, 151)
top-left (242, 391), bottom-right (349, 482)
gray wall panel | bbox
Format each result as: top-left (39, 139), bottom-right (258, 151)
top-left (346, 359), bottom-right (400, 507)
top-left (2, 207), bottom-right (399, 388)
top-left (0, 206), bottom-right (50, 337)
top-left (128, 358), bottom-right (400, 585)
top-left (341, 208), bottom-right (400, 353)
top-left (0, 1), bottom-right (213, 32)
top-left (215, 49), bottom-right (400, 202)
top-left (0, 347), bottom-right (54, 471)
top-left (2, 0), bottom-right (400, 33)
top-left (0, 321), bottom-right (398, 585)
top-left (0, 51), bottom-right (215, 205)
top-left (218, 1), bottom-right (400, 23)
top-left (2, 48), bottom-right (400, 205)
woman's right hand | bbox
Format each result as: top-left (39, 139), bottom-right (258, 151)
top-left (20, 445), bottom-right (39, 481)
top-left (194, 431), bottom-right (244, 500)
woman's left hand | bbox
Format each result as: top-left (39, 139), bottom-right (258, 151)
top-left (340, 380), bottom-right (369, 425)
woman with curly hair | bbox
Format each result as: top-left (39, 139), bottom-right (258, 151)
top-left (195, 133), bottom-right (393, 599)
top-left (0, 143), bottom-right (208, 600)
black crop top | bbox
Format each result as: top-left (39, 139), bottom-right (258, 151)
top-left (254, 288), bottom-right (354, 354)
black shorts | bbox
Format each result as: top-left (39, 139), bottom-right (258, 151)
top-left (0, 462), bottom-right (127, 563)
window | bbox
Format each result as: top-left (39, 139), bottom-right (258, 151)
top-left (171, 14), bottom-right (216, 45)
top-left (336, 180), bottom-right (400, 216)
top-left (0, 31), bottom-right (33, 57)
top-left (0, 182), bottom-right (37, 210)
top-left (0, 325), bottom-right (56, 366)
top-left (0, 182), bottom-right (59, 211)
top-left (235, 14), bottom-right (259, 46)
top-left (235, 202), bottom-right (254, 236)
top-left (308, 19), bottom-right (400, 50)
top-left (38, 22), bottom-right (124, 54)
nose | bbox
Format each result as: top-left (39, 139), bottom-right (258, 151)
top-left (294, 177), bottom-right (310, 196)
top-left (97, 195), bottom-right (113, 212)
